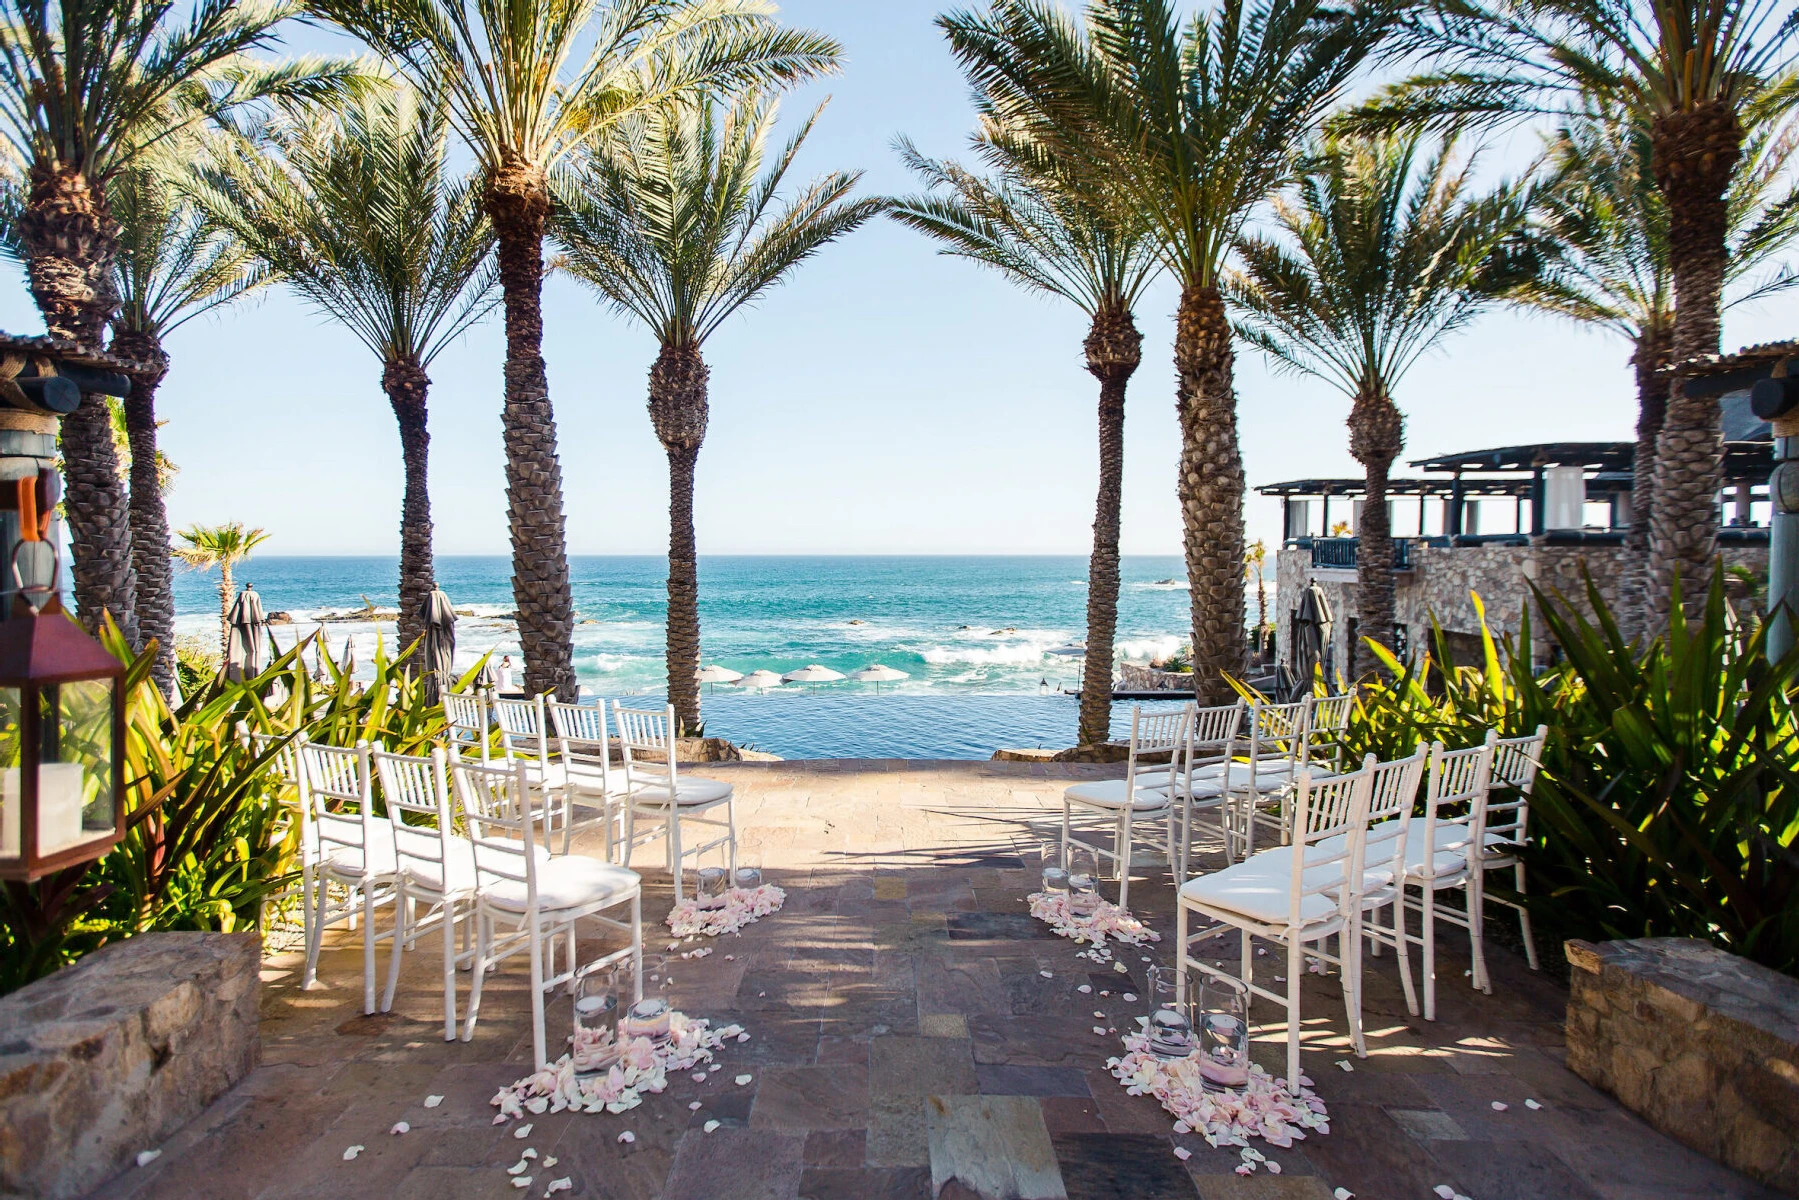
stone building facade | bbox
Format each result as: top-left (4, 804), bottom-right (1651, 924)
top-left (1274, 538), bottom-right (1769, 673)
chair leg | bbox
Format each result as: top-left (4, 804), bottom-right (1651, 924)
top-left (1116, 810), bottom-right (1133, 911)
top-left (1422, 883), bottom-right (1439, 1019)
top-left (1369, 902), bottom-right (1382, 958)
top-left (362, 884), bottom-right (378, 1015)
top-left (462, 914), bottom-right (490, 1043)
top-left (1340, 923), bottom-right (1366, 1060)
top-left (1392, 894), bottom-right (1418, 1019)
top-left (631, 894), bottom-right (644, 1003)
top-left (381, 883), bottom-right (407, 1014)
top-left (668, 805), bottom-right (685, 903)
top-left (1465, 879), bottom-right (1488, 994)
top-left (1286, 936), bottom-right (1305, 1086)
top-left (441, 900), bottom-right (460, 1041)
top-left (304, 868), bottom-right (328, 990)
top-left (528, 919), bottom-right (548, 1071)
top-left (726, 797), bottom-right (738, 877)
top-left (1514, 863), bottom-right (1539, 972)
top-left (1241, 928), bottom-right (1254, 1006)
top-left (565, 922), bottom-right (578, 994)
top-left (1175, 903), bottom-right (1189, 1011)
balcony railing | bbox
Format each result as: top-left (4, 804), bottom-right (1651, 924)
top-left (1308, 537), bottom-right (1414, 570)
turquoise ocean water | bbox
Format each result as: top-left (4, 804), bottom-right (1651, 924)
top-left (171, 556), bottom-right (1238, 758)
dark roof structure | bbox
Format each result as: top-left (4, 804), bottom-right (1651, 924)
top-left (0, 331), bottom-right (145, 374)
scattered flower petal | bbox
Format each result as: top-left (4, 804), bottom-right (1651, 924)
top-left (1172, 1121), bottom-right (1190, 1134)
top-left (343, 1146), bottom-right (364, 1162)
top-left (521, 1149), bottom-right (537, 1160)
top-left (1114, 963), bottom-right (1129, 973)
top-left (1040, 970), bottom-right (1053, 978)
top-left (545, 1180), bottom-right (571, 1196)
top-left (1267, 1161), bottom-right (1283, 1174)
top-left (1524, 1099), bottom-right (1542, 1110)
top-left (617, 1131), bottom-right (635, 1144)
top-left (1491, 1101), bottom-right (1508, 1111)
top-left (1173, 1146), bottom-right (1192, 1161)
top-left (1077, 984), bottom-right (1092, 994)
top-left (703, 1120), bottom-right (720, 1133)
top-left (1336, 1060), bottom-right (1354, 1072)
top-left (389, 1122), bottom-right (410, 1136)
top-left (424, 1095), bottom-right (444, 1108)
top-left (689, 1101), bottom-right (703, 1111)
top-left (1092, 1026), bottom-right (1107, 1035)
top-left (511, 1178), bottom-right (532, 1190)
top-left (1123, 993), bottom-right (1137, 1002)
top-left (543, 1157), bottom-right (557, 1168)
top-left (508, 1160), bottom-right (530, 1176)
top-left (1435, 1186), bottom-right (1457, 1199)
top-left (735, 1074), bottom-right (752, 1086)
top-left (1335, 1189), bottom-right (1356, 1199)
top-left (514, 1124), bottom-right (533, 1140)
top-left (135, 1150), bottom-right (161, 1168)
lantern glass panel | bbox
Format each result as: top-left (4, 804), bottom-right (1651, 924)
top-left (0, 685), bottom-right (19, 858)
top-left (39, 679), bottom-right (115, 854)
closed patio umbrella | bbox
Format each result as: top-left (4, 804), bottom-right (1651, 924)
top-left (420, 589), bottom-right (457, 703)
top-left (224, 585), bottom-right (267, 681)
top-left (737, 669), bottom-right (784, 690)
top-left (1289, 582), bottom-right (1333, 699)
top-left (847, 664), bottom-right (908, 692)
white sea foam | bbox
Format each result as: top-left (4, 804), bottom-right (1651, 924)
top-left (1115, 635), bottom-right (1184, 662)
top-left (1132, 579), bottom-right (1190, 591)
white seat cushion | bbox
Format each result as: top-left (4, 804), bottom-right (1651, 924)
top-left (1064, 779), bottom-right (1173, 811)
top-left (396, 837), bottom-right (550, 896)
top-left (320, 827), bottom-right (397, 879)
top-left (1147, 762), bottom-right (1294, 791)
top-left (630, 776), bottom-right (733, 806)
top-left (482, 857), bottom-right (640, 914)
top-left (1179, 852), bottom-right (1343, 925)
top-left (1394, 822), bottom-right (1480, 880)
top-left (523, 759), bottom-right (616, 797)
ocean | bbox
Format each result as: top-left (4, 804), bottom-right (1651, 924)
top-left (172, 555), bottom-right (1266, 758)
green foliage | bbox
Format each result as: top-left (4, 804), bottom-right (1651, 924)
top-left (1345, 570), bottom-right (1799, 976)
top-left (0, 617), bottom-right (485, 995)
top-left (174, 633), bottom-right (222, 694)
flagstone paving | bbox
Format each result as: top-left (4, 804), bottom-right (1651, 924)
top-left (92, 760), bottom-right (1779, 1200)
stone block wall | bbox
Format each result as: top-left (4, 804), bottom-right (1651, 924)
top-left (1564, 937), bottom-right (1799, 1195)
top-left (0, 931), bottom-right (261, 1198)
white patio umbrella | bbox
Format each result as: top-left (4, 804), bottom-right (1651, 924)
top-left (697, 664), bottom-right (742, 693)
top-left (847, 664), bottom-right (908, 692)
top-left (782, 664), bottom-right (845, 685)
top-left (737, 669), bottom-right (784, 691)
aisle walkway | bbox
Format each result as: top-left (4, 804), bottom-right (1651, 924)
top-left (95, 761), bottom-right (1775, 1200)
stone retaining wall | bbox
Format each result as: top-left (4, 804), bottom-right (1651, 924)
top-left (0, 931), bottom-right (261, 1198)
top-left (1564, 937), bottom-right (1799, 1195)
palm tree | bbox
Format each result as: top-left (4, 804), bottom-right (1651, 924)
top-left (1509, 103), bottom-right (1799, 630)
top-left (551, 94), bottom-right (880, 732)
top-left (106, 138), bottom-right (269, 695)
top-left (313, 0), bottom-right (841, 701)
top-left (940, 0), bottom-right (1398, 703)
top-left (1228, 132), bottom-right (1534, 677)
top-left (1244, 538), bottom-right (1268, 641)
top-left (190, 83), bottom-right (498, 657)
top-left (890, 123), bottom-right (1161, 746)
top-left (1352, 0), bottom-right (1799, 624)
top-left (174, 521), bottom-right (270, 655)
top-left (0, 0), bottom-right (354, 637)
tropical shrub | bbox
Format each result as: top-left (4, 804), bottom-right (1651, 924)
top-left (0, 619), bottom-right (487, 994)
top-left (1344, 569), bottom-right (1799, 977)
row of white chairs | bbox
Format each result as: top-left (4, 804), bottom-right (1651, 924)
top-left (448, 692), bottom-right (737, 903)
top-left (1061, 697), bottom-right (1545, 1084)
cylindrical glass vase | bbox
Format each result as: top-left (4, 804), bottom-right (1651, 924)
top-left (1039, 839), bottom-right (1069, 895)
top-left (1194, 976), bottom-right (1251, 1090)
top-left (1145, 965), bottom-right (1196, 1060)
top-left (1066, 843), bottom-right (1100, 916)
top-left (696, 865), bottom-right (729, 909)
top-left (571, 961), bottom-right (625, 1074)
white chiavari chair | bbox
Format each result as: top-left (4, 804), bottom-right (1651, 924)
top-left (451, 757), bottom-right (642, 1069)
top-left (1139, 702), bottom-right (1244, 879)
top-left (1060, 705), bottom-right (1192, 911)
top-left (1476, 724), bottom-right (1548, 977)
top-left (443, 689), bottom-right (492, 765)
top-left (611, 702), bottom-right (736, 903)
top-left (298, 740), bottom-right (397, 1012)
top-left (545, 699), bottom-right (628, 858)
top-left (1391, 736), bottom-right (1497, 1017)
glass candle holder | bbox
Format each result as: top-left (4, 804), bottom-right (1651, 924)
top-left (1039, 839), bottom-right (1069, 895)
top-left (1195, 976), bottom-right (1252, 1090)
top-left (1066, 843), bottom-right (1100, 916)
top-left (734, 848), bottom-right (763, 891)
top-left (1145, 965), bottom-right (1196, 1060)
top-left (696, 865), bottom-right (729, 909)
top-left (621, 994), bottom-right (671, 1044)
top-left (570, 961), bottom-right (624, 1074)
top-left (733, 865), bottom-right (763, 890)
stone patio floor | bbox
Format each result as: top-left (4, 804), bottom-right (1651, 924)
top-left (94, 760), bottom-right (1778, 1200)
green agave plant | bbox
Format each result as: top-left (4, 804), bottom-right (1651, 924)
top-left (1345, 568), bottom-right (1799, 976)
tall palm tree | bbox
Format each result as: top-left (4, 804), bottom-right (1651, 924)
top-left (0, 0), bottom-right (355, 637)
top-left (890, 124), bottom-right (1161, 746)
top-left (1352, 0), bottom-right (1799, 624)
top-left (313, 0), bottom-right (840, 701)
top-left (190, 84), bottom-right (499, 656)
top-left (1229, 133), bottom-right (1534, 677)
top-left (173, 521), bottom-right (270, 655)
top-left (941, 0), bottom-right (1398, 703)
top-left (106, 138), bottom-right (268, 695)
top-left (1510, 103), bottom-right (1799, 630)
top-left (551, 94), bottom-right (880, 732)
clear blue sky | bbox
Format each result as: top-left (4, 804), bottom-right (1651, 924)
top-left (1, 0), bottom-right (1793, 557)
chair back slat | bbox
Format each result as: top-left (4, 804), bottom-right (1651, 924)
top-left (1485, 724), bottom-right (1547, 847)
top-left (1187, 702), bottom-right (1243, 768)
top-left (547, 700), bottom-right (608, 748)
top-left (1287, 762), bottom-right (1372, 919)
top-left (299, 741), bottom-right (377, 856)
top-left (613, 702), bottom-right (679, 794)
top-left (450, 757), bottom-right (539, 895)
top-left (1355, 744), bottom-right (1429, 887)
top-left (1302, 694), bottom-right (1354, 772)
top-left (372, 747), bottom-right (456, 885)
top-left (1420, 735), bottom-right (1497, 865)
top-left (1125, 706), bottom-right (1190, 787)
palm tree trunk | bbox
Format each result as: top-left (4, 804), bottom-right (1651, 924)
top-left (1621, 325), bottom-right (1673, 638)
top-left (1173, 284), bottom-right (1246, 705)
top-left (1348, 383), bottom-right (1403, 680)
top-left (16, 162), bottom-right (138, 642)
top-left (486, 165), bottom-right (576, 701)
top-left (649, 344), bottom-right (710, 735)
top-left (1645, 103), bottom-right (1741, 627)
top-left (218, 562), bottom-right (235, 659)
top-left (109, 328), bottom-right (175, 695)
top-left (1079, 303), bottom-right (1142, 747)
top-left (384, 358), bottom-right (435, 658)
